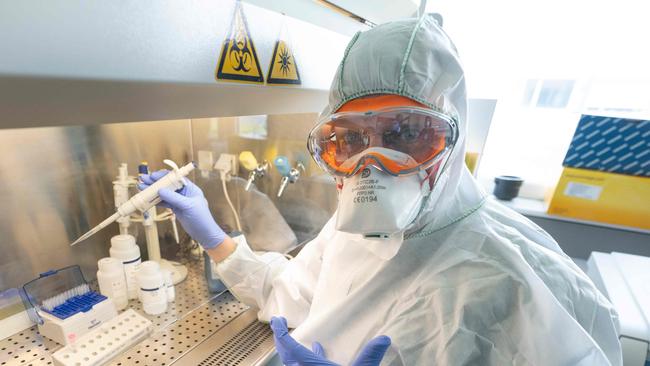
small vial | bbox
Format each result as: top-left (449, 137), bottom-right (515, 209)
top-left (109, 235), bottom-right (142, 300)
top-left (96, 257), bottom-right (128, 310)
top-left (136, 261), bottom-right (167, 315)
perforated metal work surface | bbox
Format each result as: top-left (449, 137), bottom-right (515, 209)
top-left (110, 292), bottom-right (248, 366)
top-left (0, 328), bottom-right (59, 366)
top-left (174, 309), bottom-right (275, 366)
top-left (0, 260), bottom-right (253, 366)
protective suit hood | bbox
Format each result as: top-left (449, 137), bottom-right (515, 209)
top-left (322, 14), bottom-right (486, 240)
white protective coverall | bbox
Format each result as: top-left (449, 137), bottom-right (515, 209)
top-left (216, 15), bottom-right (622, 365)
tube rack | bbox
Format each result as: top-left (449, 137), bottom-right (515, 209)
top-left (52, 309), bottom-right (152, 366)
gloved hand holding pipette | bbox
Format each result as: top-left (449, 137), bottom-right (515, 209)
top-left (70, 160), bottom-right (195, 246)
top-left (138, 170), bottom-right (226, 249)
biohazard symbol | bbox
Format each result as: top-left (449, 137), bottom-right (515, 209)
top-left (215, 1), bottom-right (264, 84)
top-left (267, 39), bottom-right (301, 85)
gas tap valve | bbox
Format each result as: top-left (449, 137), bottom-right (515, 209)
top-left (247, 161), bottom-right (270, 191)
top-left (239, 151), bottom-right (269, 191)
top-left (274, 156), bottom-right (305, 197)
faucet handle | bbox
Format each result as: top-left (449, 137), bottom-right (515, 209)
top-left (274, 156), bottom-right (291, 177)
top-left (245, 171), bottom-right (256, 191)
top-left (256, 160), bottom-right (270, 175)
top-left (296, 162), bottom-right (305, 172)
top-left (239, 151), bottom-right (258, 171)
top-left (245, 160), bottom-right (270, 191)
top-left (277, 176), bottom-right (290, 197)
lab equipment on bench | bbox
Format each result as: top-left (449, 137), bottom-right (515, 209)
top-left (135, 162), bottom-right (187, 284)
top-left (113, 163), bottom-right (137, 235)
top-left (96, 257), bottom-right (128, 311)
top-left (239, 151), bottom-right (258, 171)
top-left (587, 252), bottom-right (650, 366)
top-left (141, 171), bottom-right (227, 250)
top-left (21, 266), bottom-right (118, 345)
top-left (239, 151), bottom-right (270, 191)
top-left (52, 309), bottom-right (152, 366)
top-left (70, 160), bottom-right (195, 246)
top-left (136, 261), bottom-right (167, 315)
top-left (109, 234), bottom-right (142, 300)
top-left (274, 156), bottom-right (305, 197)
top-left (112, 162), bottom-right (181, 247)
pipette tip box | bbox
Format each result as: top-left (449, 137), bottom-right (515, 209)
top-left (21, 265), bottom-right (118, 345)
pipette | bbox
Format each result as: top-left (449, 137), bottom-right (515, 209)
top-left (71, 160), bottom-right (195, 246)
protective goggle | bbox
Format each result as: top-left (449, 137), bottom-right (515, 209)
top-left (308, 107), bottom-right (458, 177)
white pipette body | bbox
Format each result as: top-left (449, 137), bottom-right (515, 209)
top-left (71, 161), bottom-right (195, 246)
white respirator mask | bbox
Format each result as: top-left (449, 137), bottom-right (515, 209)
top-left (335, 150), bottom-right (430, 239)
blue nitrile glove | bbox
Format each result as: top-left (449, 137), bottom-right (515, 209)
top-left (270, 316), bottom-right (391, 366)
top-left (139, 170), bottom-right (225, 249)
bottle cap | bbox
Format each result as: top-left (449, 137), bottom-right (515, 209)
top-left (110, 235), bottom-right (137, 250)
top-left (139, 261), bottom-right (161, 276)
top-left (98, 257), bottom-right (122, 273)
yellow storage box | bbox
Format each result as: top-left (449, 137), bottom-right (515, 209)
top-left (548, 167), bottom-right (650, 230)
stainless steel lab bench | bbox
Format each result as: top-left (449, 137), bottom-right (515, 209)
top-left (0, 261), bottom-right (276, 366)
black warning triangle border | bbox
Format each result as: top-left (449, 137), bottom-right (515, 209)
top-left (266, 40), bottom-right (302, 85)
top-left (215, 2), bottom-right (264, 84)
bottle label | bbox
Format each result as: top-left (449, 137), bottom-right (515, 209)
top-left (123, 260), bottom-right (141, 295)
top-left (140, 287), bottom-right (165, 303)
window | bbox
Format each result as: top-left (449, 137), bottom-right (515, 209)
top-left (237, 115), bottom-right (268, 140)
top-left (535, 80), bottom-right (574, 109)
top-left (428, 0), bottom-right (650, 200)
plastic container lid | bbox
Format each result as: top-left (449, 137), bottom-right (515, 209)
top-left (98, 257), bottom-right (123, 273)
top-left (21, 265), bottom-right (89, 324)
top-left (110, 234), bottom-right (137, 250)
top-left (139, 261), bottom-right (160, 276)
top-left (110, 235), bottom-right (140, 264)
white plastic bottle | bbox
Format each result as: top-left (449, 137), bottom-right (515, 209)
top-left (136, 261), bottom-right (167, 315)
top-left (96, 257), bottom-right (128, 310)
top-left (109, 234), bottom-right (142, 300)
top-left (162, 269), bottom-right (175, 302)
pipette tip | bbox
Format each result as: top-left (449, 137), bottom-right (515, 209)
top-left (70, 232), bottom-right (91, 247)
top-left (70, 212), bottom-right (121, 247)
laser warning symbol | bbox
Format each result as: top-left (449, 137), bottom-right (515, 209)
top-left (215, 1), bottom-right (264, 84)
top-left (267, 39), bottom-right (301, 85)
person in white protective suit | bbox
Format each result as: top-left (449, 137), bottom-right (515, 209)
top-left (140, 15), bottom-right (622, 365)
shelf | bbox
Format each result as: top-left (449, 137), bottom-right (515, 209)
top-left (495, 196), bottom-right (650, 235)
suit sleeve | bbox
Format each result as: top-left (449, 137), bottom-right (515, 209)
top-left (215, 218), bottom-right (335, 327)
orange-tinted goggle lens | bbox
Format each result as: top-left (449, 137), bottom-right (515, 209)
top-left (308, 108), bottom-right (457, 177)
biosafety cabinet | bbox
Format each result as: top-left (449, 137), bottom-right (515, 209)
top-left (0, 1), bottom-right (421, 365)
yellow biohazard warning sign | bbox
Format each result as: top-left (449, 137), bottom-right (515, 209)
top-left (215, 2), bottom-right (264, 84)
top-left (267, 39), bottom-right (301, 85)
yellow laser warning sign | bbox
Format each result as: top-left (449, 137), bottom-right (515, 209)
top-left (267, 39), bottom-right (301, 85)
top-left (215, 2), bottom-right (264, 84)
